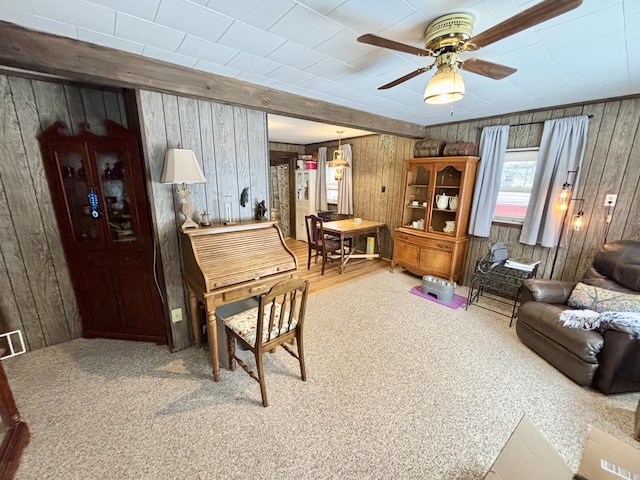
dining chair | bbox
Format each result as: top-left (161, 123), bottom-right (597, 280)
top-left (304, 214), bottom-right (342, 275)
top-left (224, 278), bottom-right (309, 407)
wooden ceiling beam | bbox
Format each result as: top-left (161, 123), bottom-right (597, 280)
top-left (0, 21), bottom-right (426, 139)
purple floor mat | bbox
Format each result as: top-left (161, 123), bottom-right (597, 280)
top-left (410, 286), bottom-right (467, 310)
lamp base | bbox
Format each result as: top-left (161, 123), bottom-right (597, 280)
top-left (181, 216), bottom-right (199, 231)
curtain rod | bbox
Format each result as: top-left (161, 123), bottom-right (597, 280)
top-left (478, 114), bottom-right (593, 130)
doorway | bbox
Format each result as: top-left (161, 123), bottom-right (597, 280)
top-left (269, 150), bottom-right (297, 239)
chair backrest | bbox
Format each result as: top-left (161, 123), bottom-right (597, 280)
top-left (256, 278), bottom-right (309, 349)
top-left (305, 214), bottom-right (324, 247)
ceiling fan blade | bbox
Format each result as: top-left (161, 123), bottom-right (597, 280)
top-left (469, 0), bottom-right (583, 49)
top-left (378, 66), bottom-right (434, 90)
top-left (357, 34), bottom-right (433, 57)
top-left (459, 58), bottom-right (517, 80)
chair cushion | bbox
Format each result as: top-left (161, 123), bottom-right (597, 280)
top-left (224, 303), bottom-right (297, 348)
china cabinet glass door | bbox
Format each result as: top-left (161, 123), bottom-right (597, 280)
top-left (430, 165), bottom-right (462, 234)
top-left (95, 149), bottom-right (139, 245)
top-left (402, 165), bottom-right (430, 230)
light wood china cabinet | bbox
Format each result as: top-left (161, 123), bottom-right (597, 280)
top-left (392, 156), bottom-right (479, 282)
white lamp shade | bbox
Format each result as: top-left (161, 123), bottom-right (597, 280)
top-left (424, 68), bottom-right (465, 105)
top-left (161, 148), bottom-right (206, 184)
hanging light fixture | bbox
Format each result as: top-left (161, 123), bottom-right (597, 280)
top-left (424, 53), bottom-right (465, 105)
top-left (328, 130), bottom-right (349, 181)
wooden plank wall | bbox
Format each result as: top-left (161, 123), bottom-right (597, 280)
top-left (0, 74), bottom-right (128, 351)
top-left (307, 134), bottom-right (417, 260)
top-left (137, 90), bottom-right (269, 351)
top-left (422, 98), bottom-right (640, 286)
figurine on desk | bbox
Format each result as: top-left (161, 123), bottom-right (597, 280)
top-left (256, 200), bottom-right (267, 221)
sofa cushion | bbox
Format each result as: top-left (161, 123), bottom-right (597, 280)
top-left (592, 240), bottom-right (640, 291)
top-left (567, 282), bottom-right (640, 313)
top-left (518, 302), bottom-right (603, 364)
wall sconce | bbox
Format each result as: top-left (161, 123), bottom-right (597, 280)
top-left (161, 146), bottom-right (206, 230)
top-left (328, 130), bottom-right (349, 181)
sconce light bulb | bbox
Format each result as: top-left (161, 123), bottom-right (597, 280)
top-left (559, 203), bottom-right (568, 211)
top-left (572, 211), bottom-right (584, 231)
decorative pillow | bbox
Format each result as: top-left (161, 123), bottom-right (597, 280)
top-left (567, 282), bottom-right (640, 313)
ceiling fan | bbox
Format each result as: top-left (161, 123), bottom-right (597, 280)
top-left (357, 0), bottom-right (583, 104)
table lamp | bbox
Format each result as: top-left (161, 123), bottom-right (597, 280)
top-left (161, 147), bottom-right (206, 230)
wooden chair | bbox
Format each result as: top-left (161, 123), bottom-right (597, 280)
top-left (224, 278), bottom-right (309, 407)
top-left (304, 214), bottom-right (343, 275)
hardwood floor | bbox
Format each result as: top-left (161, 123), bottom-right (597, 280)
top-left (285, 238), bottom-right (391, 295)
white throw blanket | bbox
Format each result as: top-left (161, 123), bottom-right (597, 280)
top-left (559, 309), bottom-right (640, 339)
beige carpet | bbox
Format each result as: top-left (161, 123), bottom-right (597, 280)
top-left (5, 270), bottom-right (639, 479)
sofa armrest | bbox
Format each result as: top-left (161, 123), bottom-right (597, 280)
top-left (521, 279), bottom-right (576, 304)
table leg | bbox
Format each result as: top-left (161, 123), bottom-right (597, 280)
top-left (205, 298), bottom-right (221, 381)
top-left (375, 228), bottom-right (381, 262)
top-left (339, 234), bottom-right (345, 274)
top-left (187, 286), bottom-right (201, 349)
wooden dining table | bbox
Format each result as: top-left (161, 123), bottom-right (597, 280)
top-left (322, 219), bottom-right (386, 274)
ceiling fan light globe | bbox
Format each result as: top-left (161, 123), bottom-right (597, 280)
top-left (424, 69), bottom-right (465, 104)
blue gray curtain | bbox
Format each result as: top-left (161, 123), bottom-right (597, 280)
top-left (315, 147), bottom-right (328, 211)
top-left (519, 115), bottom-right (589, 247)
top-left (468, 125), bottom-right (510, 236)
top-left (337, 144), bottom-right (353, 215)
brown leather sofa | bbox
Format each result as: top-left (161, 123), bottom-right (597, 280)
top-left (516, 240), bottom-right (640, 394)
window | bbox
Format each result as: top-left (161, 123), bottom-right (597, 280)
top-left (493, 148), bottom-right (539, 223)
top-left (326, 166), bottom-right (339, 203)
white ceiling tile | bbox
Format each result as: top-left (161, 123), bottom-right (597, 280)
top-left (236, 71), bottom-right (276, 87)
top-left (225, 52), bottom-right (280, 76)
top-left (0, 0), bottom-right (34, 12)
top-left (142, 45), bottom-right (198, 67)
top-left (234, 71), bottom-right (278, 87)
top-left (298, 76), bottom-right (342, 93)
top-left (177, 35), bottom-right (238, 65)
top-left (155, 0), bottom-right (233, 43)
top-left (268, 4), bottom-right (344, 49)
top-left (338, 71), bottom-right (385, 90)
top-left (0, 8), bottom-right (78, 38)
top-left (268, 65), bottom-right (315, 85)
top-left (116, 12), bottom-right (184, 51)
top-left (326, 0), bottom-right (416, 35)
top-left (217, 21), bottom-right (286, 58)
top-left (625, 0), bottom-right (640, 16)
top-left (206, 0), bottom-right (295, 30)
top-left (193, 60), bottom-right (241, 78)
top-left (483, 43), bottom-right (551, 71)
top-left (78, 27), bottom-right (145, 54)
top-left (86, 0), bottom-right (161, 22)
top-left (315, 29), bottom-right (373, 64)
top-left (30, 0), bottom-right (115, 34)
top-left (548, 32), bottom-right (627, 82)
top-left (375, 11), bottom-right (429, 46)
top-left (351, 50), bottom-right (419, 77)
top-left (626, 12), bottom-right (640, 40)
top-left (295, 0), bottom-right (348, 16)
top-left (269, 82), bottom-right (310, 96)
top-left (536, 4), bottom-right (624, 50)
top-left (506, 60), bottom-right (570, 91)
top-left (304, 56), bottom-right (357, 79)
top-left (266, 41), bottom-right (326, 70)
top-left (403, 0), bottom-right (482, 19)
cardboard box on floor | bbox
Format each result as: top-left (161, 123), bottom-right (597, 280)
top-left (484, 415), bottom-right (640, 480)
